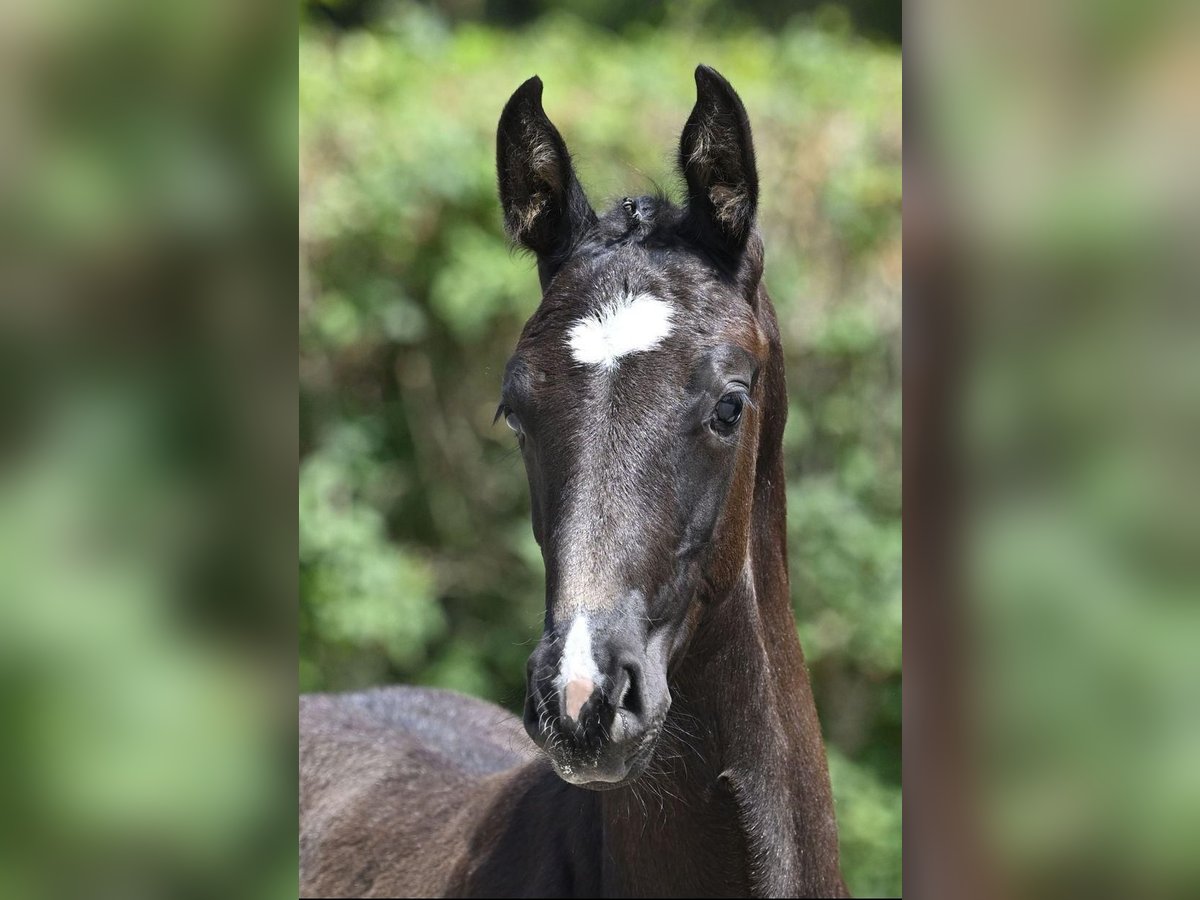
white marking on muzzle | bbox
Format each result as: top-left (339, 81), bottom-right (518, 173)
top-left (566, 292), bottom-right (675, 371)
top-left (556, 615), bottom-right (602, 721)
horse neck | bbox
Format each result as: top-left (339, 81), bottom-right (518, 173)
top-left (597, 304), bottom-right (847, 898)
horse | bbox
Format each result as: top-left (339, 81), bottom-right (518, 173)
top-left (300, 65), bottom-right (848, 898)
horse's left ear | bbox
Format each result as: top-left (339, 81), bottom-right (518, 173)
top-left (678, 65), bottom-right (759, 258)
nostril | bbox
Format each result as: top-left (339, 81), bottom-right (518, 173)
top-left (617, 663), bottom-right (643, 717)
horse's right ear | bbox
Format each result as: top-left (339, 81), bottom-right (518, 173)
top-left (496, 77), bottom-right (596, 285)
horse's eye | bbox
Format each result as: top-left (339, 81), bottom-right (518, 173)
top-left (505, 412), bottom-right (523, 435)
top-left (713, 392), bottom-right (744, 428)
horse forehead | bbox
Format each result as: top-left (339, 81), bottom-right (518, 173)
top-left (512, 254), bottom-right (755, 392)
top-left (550, 248), bottom-right (718, 318)
top-left (543, 280), bottom-right (720, 360)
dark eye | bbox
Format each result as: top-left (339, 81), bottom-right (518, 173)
top-left (494, 403), bottom-right (525, 442)
top-left (713, 392), bottom-right (745, 429)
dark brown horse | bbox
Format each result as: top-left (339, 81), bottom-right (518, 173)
top-left (300, 66), bottom-right (848, 898)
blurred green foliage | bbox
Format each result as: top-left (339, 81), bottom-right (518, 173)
top-left (299, 4), bottom-right (900, 895)
top-left (1, 1), bottom-right (297, 897)
top-left (306, 0), bottom-right (903, 45)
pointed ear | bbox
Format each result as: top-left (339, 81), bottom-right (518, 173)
top-left (678, 65), bottom-right (759, 257)
top-left (496, 76), bottom-right (596, 282)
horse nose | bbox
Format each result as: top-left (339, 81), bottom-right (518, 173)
top-left (561, 656), bottom-right (642, 725)
top-left (553, 615), bottom-right (604, 725)
top-left (522, 618), bottom-right (668, 786)
top-left (563, 676), bottom-right (594, 721)
top-left (523, 621), bottom-right (649, 744)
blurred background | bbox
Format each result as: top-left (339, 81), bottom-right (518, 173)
top-left (907, 2), bottom-right (1200, 898)
top-left (299, 1), bottom-right (902, 896)
top-left (0, 1), bottom-right (296, 898)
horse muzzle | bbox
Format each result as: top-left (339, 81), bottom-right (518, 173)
top-left (522, 614), bottom-right (671, 789)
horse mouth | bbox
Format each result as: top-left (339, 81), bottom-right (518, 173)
top-left (546, 714), bottom-right (664, 790)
